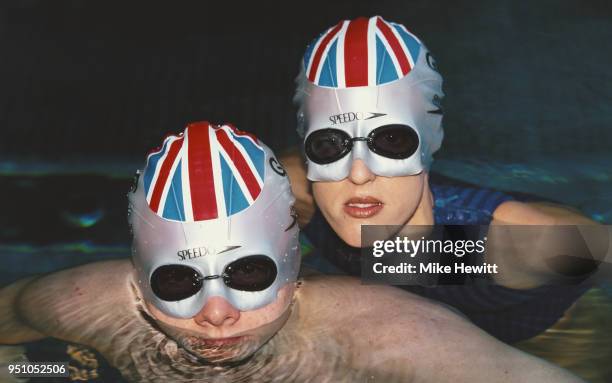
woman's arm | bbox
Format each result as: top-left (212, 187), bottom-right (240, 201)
top-left (489, 201), bottom-right (605, 289)
top-left (493, 200), bottom-right (597, 226)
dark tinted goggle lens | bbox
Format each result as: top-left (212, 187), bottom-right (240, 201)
top-left (151, 264), bottom-right (202, 302)
top-left (224, 255), bottom-right (277, 292)
top-left (368, 124), bottom-right (419, 159)
top-left (305, 128), bottom-right (351, 164)
top-left (150, 255), bottom-right (278, 301)
top-left (305, 125), bottom-right (419, 164)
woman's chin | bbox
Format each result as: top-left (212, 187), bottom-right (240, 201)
top-left (334, 226), bottom-right (364, 248)
top-left (344, 236), bottom-right (362, 248)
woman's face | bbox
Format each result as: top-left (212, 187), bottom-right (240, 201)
top-left (312, 159), bottom-right (426, 247)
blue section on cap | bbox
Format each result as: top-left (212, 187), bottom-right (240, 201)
top-left (318, 39), bottom-right (338, 87)
top-left (392, 23), bottom-right (421, 64)
top-left (303, 33), bottom-right (321, 71)
top-left (162, 159), bottom-right (185, 220)
top-left (220, 154), bottom-right (249, 216)
top-left (229, 133), bottom-right (265, 180)
top-left (376, 35), bottom-right (399, 85)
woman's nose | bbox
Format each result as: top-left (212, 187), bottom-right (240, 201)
top-left (348, 159), bottom-right (376, 185)
top-left (193, 296), bottom-right (241, 327)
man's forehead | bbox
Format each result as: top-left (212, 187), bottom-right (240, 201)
top-left (175, 244), bottom-right (243, 263)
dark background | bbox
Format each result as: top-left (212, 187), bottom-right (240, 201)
top-left (1, 0), bottom-right (611, 163)
top-left (1, 0), bottom-right (611, 252)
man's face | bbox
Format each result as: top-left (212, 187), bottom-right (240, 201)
top-left (312, 160), bottom-right (426, 248)
top-left (145, 283), bottom-right (295, 363)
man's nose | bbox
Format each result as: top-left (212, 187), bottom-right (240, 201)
top-left (193, 297), bottom-right (240, 327)
top-left (348, 159), bottom-right (376, 185)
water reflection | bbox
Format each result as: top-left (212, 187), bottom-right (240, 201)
top-left (516, 288), bottom-right (612, 383)
top-left (61, 209), bottom-right (105, 228)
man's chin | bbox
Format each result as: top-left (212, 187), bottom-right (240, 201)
top-left (180, 335), bottom-right (261, 364)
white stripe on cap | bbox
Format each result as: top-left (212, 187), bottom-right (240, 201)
top-left (367, 16), bottom-right (378, 86)
top-left (217, 143), bottom-right (255, 205)
top-left (222, 126), bottom-right (264, 187)
top-left (305, 27), bottom-right (329, 78)
top-left (375, 28), bottom-right (403, 79)
top-left (314, 31), bottom-right (341, 85)
top-left (335, 20), bottom-right (349, 88)
top-left (157, 144), bottom-right (182, 215)
top-left (180, 128), bottom-right (194, 222)
top-left (209, 126), bottom-right (227, 219)
top-left (388, 21), bottom-right (414, 69)
top-left (146, 136), bottom-right (175, 206)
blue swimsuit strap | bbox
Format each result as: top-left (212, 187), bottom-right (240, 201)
top-left (431, 183), bottom-right (514, 225)
top-left (428, 171), bottom-right (549, 225)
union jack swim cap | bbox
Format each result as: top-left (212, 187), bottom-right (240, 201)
top-left (142, 121), bottom-right (265, 222)
top-left (303, 16), bottom-right (424, 88)
top-left (130, 122), bottom-right (299, 317)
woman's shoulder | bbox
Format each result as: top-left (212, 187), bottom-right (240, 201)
top-left (429, 172), bottom-right (542, 225)
top-left (429, 172), bottom-right (594, 226)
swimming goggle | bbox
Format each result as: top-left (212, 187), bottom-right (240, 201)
top-left (151, 255), bottom-right (277, 302)
top-left (305, 124), bottom-right (419, 165)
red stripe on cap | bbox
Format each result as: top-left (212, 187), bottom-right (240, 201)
top-left (187, 122), bottom-right (218, 220)
top-left (307, 22), bottom-right (343, 82)
top-left (376, 17), bottom-right (410, 75)
top-left (344, 17), bottom-right (369, 87)
top-left (149, 137), bottom-right (183, 213)
top-left (215, 129), bottom-right (262, 200)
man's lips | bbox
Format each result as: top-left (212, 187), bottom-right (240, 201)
top-left (344, 197), bottom-right (384, 218)
top-left (194, 336), bottom-right (246, 347)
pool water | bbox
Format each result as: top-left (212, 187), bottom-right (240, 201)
top-left (1, 155), bottom-right (611, 382)
top-left (433, 153), bottom-right (612, 224)
top-left (516, 288), bottom-right (612, 383)
top-left (435, 154), bottom-right (612, 382)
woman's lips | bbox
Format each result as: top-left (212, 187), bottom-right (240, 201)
top-left (344, 197), bottom-right (383, 218)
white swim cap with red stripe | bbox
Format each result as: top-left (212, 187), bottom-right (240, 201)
top-left (129, 122), bottom-right (300, 318)
top-left (295, 16), bottom-right (444, 180)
